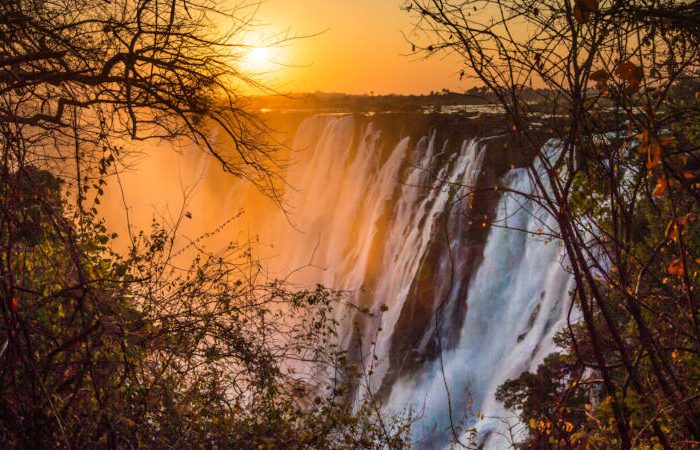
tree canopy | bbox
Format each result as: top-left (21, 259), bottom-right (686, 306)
top-left (406, 0), bottom-right (700, 447)
top-left (0, 1), bottom-right (410, 447)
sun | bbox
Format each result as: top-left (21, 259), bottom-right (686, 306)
top-left (244, 46), bottom-right (273, 72)
top-left (249, 47), bottom-right (269, 64)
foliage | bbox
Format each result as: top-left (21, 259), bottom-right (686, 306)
top-left (406, 0), bottom-right (700, 447)
top-left (0, 0), bottom-right (282, 196)
top-left (496, 353), bottom-right (586, 448)
top-left (0, 0), bottom-right (410, 448)
top-left (0, 166), bottom-right (410, 448)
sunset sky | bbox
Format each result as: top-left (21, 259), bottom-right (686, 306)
top-left (242, 0), bottom-right (468, 94)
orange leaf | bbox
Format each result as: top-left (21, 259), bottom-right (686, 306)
top-left (679, 213), bottom-right (697, 226)
top-left (668, 258), bottom-right (685, 277)
top-left (646, 139), bottom-right (663, 170)
top-left (629, 66), bottom-right (644, 84)
top-left (590, 69), bottom-right (609, 82)
top-left (581, 0), bottom-right (599, 11)
top-left (646, 158), bottom-right (659, 171)
top-left (616, 62), bottom-right (643, 91)
top-left (590, 69), bottom-right (609, 83)
top-left (616, 62), bottom-right (635, 78)
top-left (653, 177), bottom-right (668, 197)
top-left (574, 4), bottom-right (591, 23)
top-left (660, 137), bottom-right (676, 148)
top-left (590, 69), bottom-right (610, 91)
top-left (637, 130), bottom-right (650, 154)
top-left (574, 0), bottom-right (598, 23)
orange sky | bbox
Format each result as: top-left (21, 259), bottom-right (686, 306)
top-left (239, 0), bottom-right (469, 95)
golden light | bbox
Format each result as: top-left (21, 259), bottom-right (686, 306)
top-left (243, 46), bottom-right (274, 73)
top-left (249, 47), bottom-right (269, 64)
top-left (234, 28), bottom-right (296, 91)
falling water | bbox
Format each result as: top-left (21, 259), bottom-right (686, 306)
top-left (381, 168), bottom-right (573, 448)
top-left (242, 114), bottom-right (574, 449)
top-left (106, 112), bottom-right (573, 449)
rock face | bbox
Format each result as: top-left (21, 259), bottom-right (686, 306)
top-left (358, 114), bottom-right (544, 398)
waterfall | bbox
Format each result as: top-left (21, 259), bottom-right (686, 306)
top-left (382, 168), bottom-right (573, 448)
top-left (249, 114), bottom-right (574, 449)
top-left (106, 112), bottom-right (574, 449)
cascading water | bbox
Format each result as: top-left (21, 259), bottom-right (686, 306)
top-left (106, 112), bottom-right (573, 449)
top-left (381, 167), bottom-right (574, 448)
top-left (243, 114), bottom-right (574, 449)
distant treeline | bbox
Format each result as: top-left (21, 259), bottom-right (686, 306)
top-left (246, 87), bottom-right (551, 113)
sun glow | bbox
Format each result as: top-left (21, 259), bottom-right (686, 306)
top-left (243, 46), bottom-right (274, 73)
